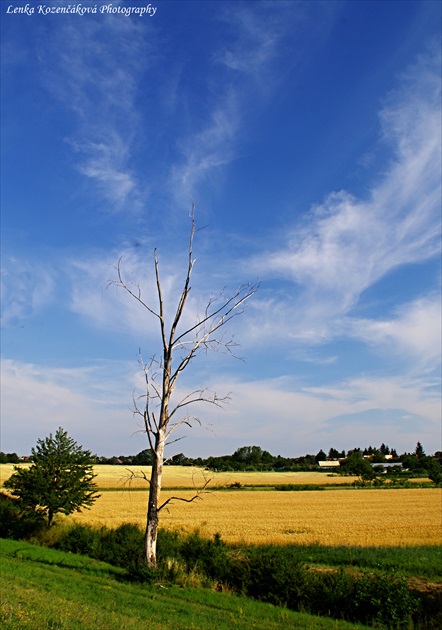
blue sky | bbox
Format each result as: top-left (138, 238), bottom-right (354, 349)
top-left (1, 0), bottom-right (441, 458)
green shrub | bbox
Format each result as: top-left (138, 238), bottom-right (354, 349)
top-left (298, 568), bottom-right (356, 619)
top-left (240, 545), bottom-right (306, 607)
top-left (352, 570), bottom-right (419, 628)
top-left (56, 522), bottom-right (146, 574)
top-left (0, 492), bottom-right (45, 540)
top-left (178, 530), bottom-right (231, 582)
top-left (125, 556), bottom-right (156, 583)
top-left (99, 523), bottom-right (144, 568)
top-left (55, 522), bottom-right (100, 557)
top-left (157, 528), bottom-right (181, 559)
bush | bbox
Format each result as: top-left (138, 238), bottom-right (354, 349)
top-left (125, 556), bottom-right (156, 583)
top-left (0, 492), bottom-right (45, 540)
top-left (352, 570), bottom-right (419, 628)
top-left (56, 522), bottom-right (145, 574)
top-left (178, 531), bottom-right (231, 583)
top-left (299, 568), bottom-right (356, 619)
top-left (240, 545), bottom-right (306, 607)
top-left (55, 523), bottom-right (101, 557)
top-left (99, 523), bottom-right (144, 568)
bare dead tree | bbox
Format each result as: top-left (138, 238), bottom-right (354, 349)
top-left (112, 212), bottom-right (258, 568)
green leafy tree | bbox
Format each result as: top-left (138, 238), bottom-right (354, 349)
top-left (315, 449), bottom-right (327, 463)
top-left (4, 427), bottom-right (99, 527)
top-left (340, 451), bottom-right (376, 483)
top-left (426, 458), bottom-right (442, 485)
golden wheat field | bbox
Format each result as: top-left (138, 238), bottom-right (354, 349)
top-left (2, 465), bottom-right (440, 546)
top-left (90, 465), bottom-right (362, 489)
top-left (69, 487), bottom-right (441, 547)
top-left (0, 464), bottom-right (428, 490)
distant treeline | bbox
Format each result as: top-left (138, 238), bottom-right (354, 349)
top-left (0, 452), bottom-right (21, 464)
top-left (3, 442), bottom-right (441, 476)
top-left (93, 442), bottom-right (441, 476)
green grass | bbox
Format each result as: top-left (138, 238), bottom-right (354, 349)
top-left (0, 539), bottom-right (372, 629)
top-left (273, 544), bottom-right (442, 580)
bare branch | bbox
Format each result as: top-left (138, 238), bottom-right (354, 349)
top-left (116, 210), bottom-right (258, 568)
top-left (110, 257), bottom-right (162, 321)
top-left (125, 468), bottom-right (151, 487)
top-left (158, 474), bottom-right (212, 513)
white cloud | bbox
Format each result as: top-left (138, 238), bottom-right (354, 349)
top-left (170, 93), bottom-right (239, 201)
top-left (172, 371), bottom-right (440, 457)
top-left (348, 295), bottom-right (441, 371)
top-left (249, 49), bottom-right (441, 342)
top-left (40, 15), bottom-right (148, 212)
top-left (169, 2), bottom-right (312, 203)
top-left (2, 357), bottom-right (437, 459)
top-left (0, 358), bottom-right (140, 456)
top-left (0, 257), bottom-right (55, 327)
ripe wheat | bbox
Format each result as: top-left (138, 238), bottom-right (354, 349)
top-left (70, 487), bottom-right (441, 547)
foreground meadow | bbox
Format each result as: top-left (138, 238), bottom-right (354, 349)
top-left (70, 487), bottom-right (441, 547)
top-left (3, 540), bottom-right (375, 630)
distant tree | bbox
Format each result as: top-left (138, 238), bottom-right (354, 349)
top-left (232, 446), bottom-right (271, 466)
top-left (4, 427), bottom-right (99, 527)
top-left (5, 453), bottom-right (20, 464)
top-left (328, 448), bottom-right (341, 459)
top-left (371, 451), bottom-right (386, 464)
top-left (315, 450), bottom-right (327, 463)
top-left (414, 442), bottom-right (425, 458)
top-left (0, 453), bottom-right (7, 464)
top-left (340, 451), bottom-right (376, 483)
top-left (302, 454), bottom-right (317, 467)
top-left (132, 449), bottom-right (154, 466)
top-left (169, 453), bottom-right (188, 466)
top-left (379, 443), bottom-right (390, 456)
top-left (426, 458), bottom-right (442, 486)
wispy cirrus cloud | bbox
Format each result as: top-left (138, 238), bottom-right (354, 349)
top-left (0, 257), bottom-right (55, 328)
top-left (250, 49), bottom-right (441, 343)
top-left (170, 93), bottom-right (239, 201)
top-left (169, 2), bottom-right (317, 201)
top-left (40, 15), bottom-right (149, 212)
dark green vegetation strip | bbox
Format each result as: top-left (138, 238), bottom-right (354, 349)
top-left (1, 540), bottom-right (371, 630)
top-left (279, 544), bottom-right (442, 581)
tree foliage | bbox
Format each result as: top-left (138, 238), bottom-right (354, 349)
top-left (340, 451), bottom-right (375, 482)
top-left (4, 427), bottom-right (99, 527)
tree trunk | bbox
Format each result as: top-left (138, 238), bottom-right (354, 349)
top-left (144, 430), bottom-right (165, 568)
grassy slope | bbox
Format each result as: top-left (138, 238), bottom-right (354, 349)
top-left (1, 539), bottom-right (371, 630)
